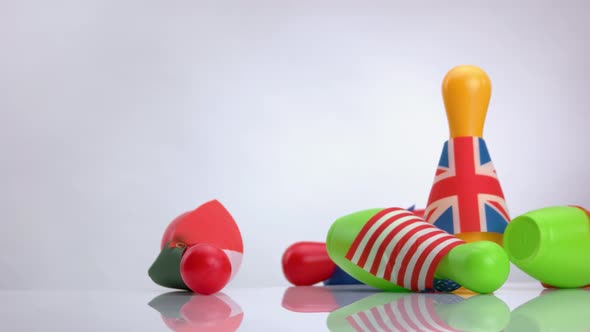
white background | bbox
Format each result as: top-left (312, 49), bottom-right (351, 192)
top-left (1, 0), bottom-right (588, 290)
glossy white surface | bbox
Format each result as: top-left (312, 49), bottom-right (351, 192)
top-left (1, 283), bottom-right (588, 331)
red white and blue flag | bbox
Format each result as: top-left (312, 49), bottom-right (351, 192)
top-left (345, 208), bottom-right (464, 291)
top-left (425, 137), bottom-right (510, 235)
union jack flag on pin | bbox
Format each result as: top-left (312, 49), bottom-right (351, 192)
top-left (425, 137), bottom-right (510, 236)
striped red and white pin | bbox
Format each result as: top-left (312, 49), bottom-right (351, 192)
top-left (345, 208), bottom-right (464, 291)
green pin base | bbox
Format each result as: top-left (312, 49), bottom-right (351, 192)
top-left (327, 208), bottom-right (510, 293)
top-left (504, 206), bottom-right (590, 288)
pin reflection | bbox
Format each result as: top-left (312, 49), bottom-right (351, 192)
top-left (148, 292), bottom-right (243, 332)
top-left (282, 285), bottom-right (380, 313)
top-left (281, 285), bottom-right (510, 331)
top-left (506, 288), bottom-right (590, 331)
top-left (327, 292), bottom-right (509, 331)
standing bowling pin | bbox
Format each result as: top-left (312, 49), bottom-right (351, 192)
top-left (424, 65), bottom-right (510, 245)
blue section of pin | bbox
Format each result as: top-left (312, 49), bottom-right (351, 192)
top-left (323, 266), bottom-right (363, 286)
top-left (434, 278), bottom-right (462, 292)
top-left (434, 207), bottom-right (455, 234)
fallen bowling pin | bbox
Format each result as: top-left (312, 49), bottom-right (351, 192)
top-left (282, 242), bottom-right (340, 286)
top-left (148, 200), bottom-right (243, 295)
top-left (282, 206), bottom-right (424, 286)
top-left (326, 207), bottom-right (510, 293)
top-left (425, 65), bottom-right (510, 245)
top-left (503, 205), bottom-right (590, 288)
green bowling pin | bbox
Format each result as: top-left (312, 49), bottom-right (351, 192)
top-left (326, 207), bottom-right (510, 294)
top-left (503, 206), bottom-right (590, 288)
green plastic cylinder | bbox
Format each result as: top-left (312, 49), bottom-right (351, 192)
top-left (503, 206), bottom-right (590, 288)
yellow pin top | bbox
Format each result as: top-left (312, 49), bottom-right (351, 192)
top-left (442, 65), bottom-right (491, 138)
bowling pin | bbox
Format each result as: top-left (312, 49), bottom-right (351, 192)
top-left (148, 200), bottom-right (243, 295)
top-left (504, 206), bottom-right (590, 288)
top-left (282, 242), bottom-right (339, 286)
top-left (282, 207), bottom-right (423, 286)
top-left (326, 207), bottom-right (510, 294)
top-left (424, 65), bottom-right (510, 245)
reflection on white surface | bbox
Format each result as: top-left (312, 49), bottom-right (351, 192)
top-left (505, 288), bottom-right (590, 332)
top-left (148, 292), bottom-right (243, 332)
top-left (328, 292), bottom-right (509, 332)
top-left (0, 285), bottom-right (587, 331)
top-left (282, 285), bottom-right (590, 331)
top-left (282, 285), bottom-right (510, 331)
top-left (282, 285), bottom-right (380, 313)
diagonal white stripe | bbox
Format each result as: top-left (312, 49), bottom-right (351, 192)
top-left (473, 137), bottom-right (499, 179)
top-left (425, 196), bottom-right (458, 228)
top-left (451, 201), bottom-right (461, 234)
top-left (478, 194), bottom-right (488, 233)
top-left (361, 214), bottom-right (422, 271)
top-left (389, 227), bottom-right (441, 286)
top-left (350, 209), bottom-right (410, 263)
top-left (478, 193), bottom-right (510, 233)
top-left (390, 301), bottom-right (414, 332)
top-left (416, 238), bottom-right (463, 290)
top-left (364, 309), bottom-right (386, 332)
top-left (434, 139), bottom-right (456, 183)
top-left (376, 220), bottom-right (433, 279)
top-left (403, 296), bottom-right (434, 332)
top-left (351, 313), bottom-right (372, 332)
top-left (417, 296), bottom-right (457, 332)
top-left (403, 232), bottom-right (456, 288)
top-left (376, 305), bottom-right (398, 331)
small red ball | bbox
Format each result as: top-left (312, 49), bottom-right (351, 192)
top-left (180, 244), bottom-right (232, 295)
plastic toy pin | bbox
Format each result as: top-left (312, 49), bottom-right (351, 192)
top-left (326, 207), bottom-right (510, 293)
top-left (425, 65), bottom-right (510, 245)
top-left (148, 200), bottom-right (243, 295)
top-left (282, 207), bottom-right (423, 287)
top-left (282, 242), bottom-right (340, 286)
top-left (504, 206), bottom-right (590, 288)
